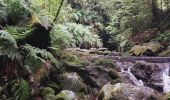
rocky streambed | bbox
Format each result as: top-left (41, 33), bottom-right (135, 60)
top-left (25, 49), bottom-right (170, 100)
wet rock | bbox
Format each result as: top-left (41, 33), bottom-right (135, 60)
top-left (131, 63), bottom-right (153, 83)
top-left (58, 73), bottom-right (88, 93)
top-left (55, 90), bottom-right (77, 100)
top-left (99, 83), bottom-right (164, 100)
top-left (80, 65), bottom-right (120, 88)
top-left (131, 62), bottom-right (167, 92)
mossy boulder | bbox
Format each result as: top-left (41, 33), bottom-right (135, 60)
top-left (99, 83), bottom-right (164, 100)
top-left (93, 58), bottom-right (116, 68)
top-left (165, 92), bottom-right (170, 100)
top-left (63, 52), bottom-right (90, 68)
top-left (159, 46), bottom-right (170, 57)
top-left (44, 94), bottom-right (57, 100)
top-left (58, 73), bottom-right (88, 93)
top-left (41, 87), bottom-right (55, 96)
top-left (55, 90), bottom-right (77, 100)
top-left (129, 42), bottom-right (164, 56)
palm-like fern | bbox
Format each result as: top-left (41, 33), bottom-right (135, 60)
top-left (50, 23), bottom-right (102, 49)
top-left (21, 44), bottom-right (59, 73)
top-left (14, 79), bottom-right (30, 100)
top-left (0, 30), bottom-right (20, 60)
top-left (5, 26), bottom-right (33, 41)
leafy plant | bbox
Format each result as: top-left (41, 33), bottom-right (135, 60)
top-left (0, 30), bottom-right (19, 59)
top-left (50, 23), bottom-right (102, 49)
top-left (5, 26), bottom-right (33, 41)
top-left (5, 0), bottom-right (31, 24)
top-left (14, 79), bottom-right (30, 100)
top-left (21, 44), bottom-right (59, 73)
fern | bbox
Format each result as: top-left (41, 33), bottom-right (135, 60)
top-left (21, 44), bottom-right (59, 73)
top-left (0, 0), bottom-right (7, 23)
top-left (14, 79), bottom-right (30, 100)
top-left (5, 0), bottom-right (31, 24)
top-left (0, 30), bottom-right (21, 60)
top-left (50, 23), bottom-right (102, 49)
top-left (5, 26), bottom-right (33, 41)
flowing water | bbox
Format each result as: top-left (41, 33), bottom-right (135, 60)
top-left (117, 62), bottom-right (144, 86)
top-left (163, 64), bottom-right (170, 93)
top-left (116, 59), bottom-right (170, 93)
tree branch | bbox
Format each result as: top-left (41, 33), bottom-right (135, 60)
top-left (53, 0), bottom-right (64, 23)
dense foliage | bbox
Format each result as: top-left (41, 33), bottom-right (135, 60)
top-left (0, 0), bottom-right (170, 99)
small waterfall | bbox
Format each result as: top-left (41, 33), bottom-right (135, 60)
top-left (117, 62), bottom-right (144, 86)
top-left (117, 60), bottom-right (170, 93)
top-left (163, 64), bottom-right (170, 93)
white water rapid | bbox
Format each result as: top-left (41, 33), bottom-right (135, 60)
top-left (162, 64), bottom-right (170, 93)
top-left (117, 62), bottom-right (144, 86)
top-left (117, 61), bottom-right (170, 93)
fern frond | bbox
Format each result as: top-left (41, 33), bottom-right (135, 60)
top-left (0, 30), bottom-right (20, 59)
top-left (14, 79), bottom-right (30, 100)
top-left (21, 44), bottom-right (59, 73)
top-left (50, 23), bottom-right (102, 49)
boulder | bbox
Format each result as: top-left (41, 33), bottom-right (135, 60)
top-left (58, 73), bottom-right (88, 93)
top-left (80, 65), bottom-right (120, 88)
top-left (55, 90), bottom-right (77, 100)
top-left (164, 92), bottom-right (170, 100)
top-left (99, 83), bottom-right (164, 100)
top-left (41, 87), bottom-right (55, 96)
top-left (44, 94), bottom-right (56, 100)
top-left (131, 62), bottom-right (167, 92)
top-left (159, 46), bottom-right (170, 57)
top-left (129, 42), bottom-right (164, 56)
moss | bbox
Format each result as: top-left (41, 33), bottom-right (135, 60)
top-left (55, 90), bottom-right (77, 100)
top-left (93, 58), bottom-right (116, 68)
top-left (158, 46), bottom-right (170, 57)
top-left (47, 82), bottom-right (61, 92)
top-left (44, 94), bottom-right (57, 100)
top-left (62, 51), bottom-right (90, 68)
top-left (164, 93), bottom-right (170, 100)
top-left (41, 87), bottom-right (55, 96)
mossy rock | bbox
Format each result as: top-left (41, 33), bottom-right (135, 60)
top-left (58, 73), bottom-right (87, 93)
top-left (44, 94), bottom-right (57, 100)
top-left (165, 92), bottom-right (170, 100)
top-left (41, 87), bottom-right (55, 96)
top-left (63, 52), bottom-right (90, 68)
top-left (55, 90), bottom-right (77, 100)
top-left (129, 42), bottom-right (164, 56)
top-left (99, 83), bottom-right (164, 100)
top-left (47, 82), bottom-right (61, 92)
top-left (93, 58), bottom-right (116, 68)
top-left (158, 46), bottom-right (170, 57)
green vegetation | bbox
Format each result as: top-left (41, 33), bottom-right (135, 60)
top-left (1, 0), bottom-right (170, 99)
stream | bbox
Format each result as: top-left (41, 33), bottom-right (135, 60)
top-left (114, 56), bottom-right (170, 93)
